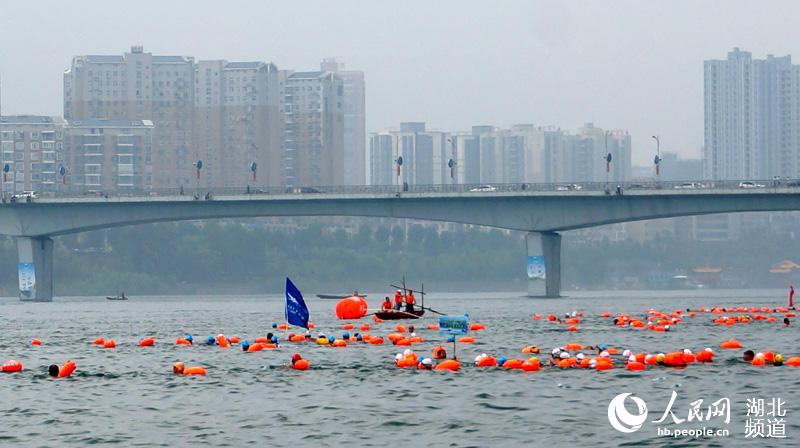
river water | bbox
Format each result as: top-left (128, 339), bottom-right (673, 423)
top-left (0, 289), bottom-right (797, 447)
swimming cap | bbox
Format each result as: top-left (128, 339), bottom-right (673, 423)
top-left (628, 355), bottom-right (636, 363)
top-left (242, 340), bottom-right (250, 351)
top-left (272, 323), bottom-right (278, 328)
top-left (576, 353), bottom-right (585, 361)
top-left (600, 351), bottom-right (610, 358)
top-left (551, 348), bottom-right (561, 356)
top-left (599, 345), bottom-right (608, 350)
top-left (292, 353), bottom-right (302, 361)
top-left (622, 349), bottom-right (631, 358)
top-left (343, 332), bottom-right (350, 339)
top-left (186, 334), bottom-right (193, 342)
top-left (403, 349), bottom-right (413, 356)
top-left (560, 352), bottom-right (570, 359)
top-left (207, 336), bottom-right (215, 345)
top-left (422, 358), bottom-right (432, 366)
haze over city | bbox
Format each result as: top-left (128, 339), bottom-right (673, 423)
top-left (3, 0), bottom-right (800, 165)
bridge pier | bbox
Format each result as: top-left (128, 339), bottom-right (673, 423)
top-left (16, 236), bottom-right (54, 302)
top-left (525, 231), bottom-right (561, 297)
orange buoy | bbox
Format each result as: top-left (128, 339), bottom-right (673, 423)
top-left (229, 336), bottom-right (240, 344)
top-left (359, 324), bottom-right (371, 331)
top-left (335, 296), bottom-right (368, 320)
top-left (58, 360), bottom-right (77, 378)
top-left (458, 336), bottom-right (476, 343)
top-left (626, 362), bottom-right (646, 371)
top-left (567, 325), bottom-right (578, 332)
top-left (176, 337), bottom-right (192, 345)
top-left (395, 325), bottom-right (407, 333)
top-left (289, 334), bottom-right (305, 342)
top-left (696, 350), bottom-right (714, 362)
top-left (751, 356), bottom-right (766, 367)
top-left (532, 314), bottom-right (542, 319)
top-left (373, 316), bottom-right (383, 323)
top-left (292, 359), bottom-right (310, 370)
top-left (277, 324), bottom-right (289, 330)
top-left (103, 339), bottom-right (116, 349)
top-left (469, 323), bottom-right (486, 331)
top-left (601, 312), bottom-right (612, 318)
top-left (595, 361), bottom-right (613, 371)
top-left (368, 337), bottom-right (384, 345)
top-left (332, 339), bottom-right (347, 347)
top-left (31, 339), bottom-right (42, 346)
top-left (521, 359), bottom-right (541, 371)
top-left (1, 360), bottom-right (23, 373)
top-left (396, 338), bottom-right (411, 346)
top-left (183, 366), bottom-right (207, 375)
top-left (521, 345), bottom-right (540, 354)
top-left (427, 324), bottom-right (439, 330)
top-left (93, 337), bottom-right (105, 345)
top-left (435, 359), bottom-right (461, 371)
top-left (342, 323), bottom-right (355, 330)
top-left (785, 356), bottom-right (800, 367)
top-left (408, 336), bottom-right (424, 344)
top-left (255, 336), bottom-right (270, 344)
top-left (501, 359), bottom-right (524, 369)
top-left (247, 343), bottom-right (264, 352)
top-left (138, 337), bottom-right (155, 347)
top-left (565, 343), bottom-right (582, 351)
top-left (216, 334), bottom-right (230, 348)
top-left (476, 356), bottom-right (498, 367)
top-left (720, 339), bottom-right (742, 349)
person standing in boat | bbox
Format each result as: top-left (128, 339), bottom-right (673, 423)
top-left (405, 290), bottom-right (416, 312)
top-left (382, 296), bottom-right (393, 311)
top-left (394, 290), bottom-right (403, 310)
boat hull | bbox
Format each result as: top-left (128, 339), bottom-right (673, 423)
top-left (374, 309), bottom-right (425, 320)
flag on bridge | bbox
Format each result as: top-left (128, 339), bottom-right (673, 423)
top-left (285, 277), bottom-right (309, 329)
top-left (606, 153), bottom-right (612, 173)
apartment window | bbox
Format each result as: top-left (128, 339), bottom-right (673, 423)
top-left (2, 152), bottom-right (13, 162)
top-left (14, 142), bottom-right (24, 150)
top-left (30, 151), bottom-right (41, 161)
top-left (1, 142), bottom-right (11, 151)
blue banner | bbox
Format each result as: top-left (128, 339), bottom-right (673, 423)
top-left (439, 315), bottom-right (469, 335)
top-left (527, 255), bottom-right (546, 279)
top-left (285, 277), bottom-right (309, 329)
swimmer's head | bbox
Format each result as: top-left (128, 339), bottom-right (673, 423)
top-left (242, 340), bottom-right (250, 351)
top-left (173, 362), bottom-right (185, 374)
top-left (743, 350), bottom-right (755, 362)
top-left (48, 364), bottom-right (59, 377)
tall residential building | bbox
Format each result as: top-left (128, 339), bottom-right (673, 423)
top-left (321, 59), bottom-right (366, 185)
top-left (369, 122), bottom-right (453, 186)
top-left (283, 71), bottom-right (345, 186)
top-left (704, 48), bottom-right (800, 180)
top-left (193, 61), bottom-right (282, 188)
top-left (542, 123), bottom-right (631, 183)
top-left (63, 119), bottom-right (154, 192)
top-left (0, 115), bottom-right (66, 194)
top-left (64, 46), bottom-right (195, 188)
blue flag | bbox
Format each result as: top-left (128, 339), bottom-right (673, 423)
top-left (285, 277), bottom-right (309, 329)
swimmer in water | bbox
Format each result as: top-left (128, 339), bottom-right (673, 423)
top-left (784, 317), bottom-right (791, 327)
top-left (743, 350), bottom-right (755, 362)
top-left (48, 364), bottom-right (59, 377)
top-left (417, 358), bottom-right (433, 370)
top-left (291, 353), bottom-right (303, 366)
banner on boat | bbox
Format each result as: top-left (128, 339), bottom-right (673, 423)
top-left (439, 315), bottom-right (469, 335)
top-left (18, 262), bottom-right (35, 292)
top-left (527, 256), bottom-right (546, 279)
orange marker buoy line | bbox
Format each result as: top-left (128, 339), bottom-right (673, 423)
top-left (2, 360), bottom-right (23, 373)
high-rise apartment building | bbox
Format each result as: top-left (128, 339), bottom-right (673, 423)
top-left (193, 61), bottom-right (282, 188)
top-left (62, 118), bottom-right (154, 192)
top-left (0, 115), bottom-right (66, 194)
top-left (283, 71), bottom-right (345, 186)
top-left (64, 46), bottom-right (195, 188)
top-left (542, 123), bottom-right (631, 183)
top-left (321, 59), bottom-right (365, 185)
top-left (369, 122), bottom-right (453, 186)
top-left (704, 48), bottom-right (800, 180)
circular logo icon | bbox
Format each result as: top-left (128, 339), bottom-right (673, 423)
top-left (608, 393), bottom-right (648, 433)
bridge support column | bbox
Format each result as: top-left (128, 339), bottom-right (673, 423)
top-left (16, 236), bottom-right (54, 302)
top-left (525, 231), bottom-right (561, 297)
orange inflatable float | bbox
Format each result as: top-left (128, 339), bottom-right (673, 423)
top-left (58, 360), bottom-right (77, 378)
top-left (247, 343), bottom-right (264, 352)
top-left (138, 337), bottom-right (155, 347)
top-left (103, 339), bottom-right (116, 349)
top-left (173, 362), bottom-right (206, 375)
top-left (216, 335), bottom-right (230, 348)
top-left (521, 358), bottom-right (541, 371)
top-left (292, 359), bottom-right (310, 370)
top-left (435, 359), bottom-right (461, 371)
top-left (93, 338), bottom-right (105, 345)
top-left (176, 337), bottom-right (192, 345)
top-left (31, 339), bottom-right (42, 346)
top-left (369, 337), bottom-right (384, 345)
top-left (342, 324), bottom-right (355, 330)
top-left (475, 354), bottom-right (498, 367)
top-left (332, 339), bottom-right (347, 347)
top-left (501, 359), bottom-right (524, 369)
top-left (786, 356), bottom-right (800, 367)
top-left (458, 336), bottom-right (476, 343)
top-left (335, 296), bottom-right (368, 319)
top-left (720, 339), bottom-right (742, 349)
top-left (1, 360), bottom-right (23, 373)
top-left (359, 324), bottom-right (371, 331)
top-left (469, 323), bottom-right (486, 331)
top-left (521, 345), bottom-right (540, 354)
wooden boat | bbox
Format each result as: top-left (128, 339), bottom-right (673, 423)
top-left (374, 309), bottom-right (425, 320)
top-left (316, 294), bottom-right (367, 300)
top-left (106, 295), bottom-right (128, 301)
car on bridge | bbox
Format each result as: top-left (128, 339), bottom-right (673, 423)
top-left (738, 181), bottom-right (766, 189)
top-left (11, 191), bottom-right (37, 202)
top-left (556, 184), bottom-right (583, 191)
top-left (469, 185), bottom-right (496, 192)
top-left (673, 182), bottom-right (706, 189)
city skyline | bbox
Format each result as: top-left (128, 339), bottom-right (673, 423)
top-left (3, 1), bottom-right (800, 165)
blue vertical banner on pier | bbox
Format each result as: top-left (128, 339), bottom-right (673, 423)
top-left (527, 256), bottom-right (546, 279)
top-left (18, 262), bottom-right (35, 292)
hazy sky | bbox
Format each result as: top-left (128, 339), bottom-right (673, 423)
top-left (1, 0), bottom-right (799, 164)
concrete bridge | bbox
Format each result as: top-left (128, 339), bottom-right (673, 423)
top-left (2, 180), bottom-right (799, 301)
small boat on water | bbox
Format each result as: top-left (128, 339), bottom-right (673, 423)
top-left (106, 293), bottom-right (129, 301)
top-left (374, 309), bottom-right (425, 320)
top-left (317, 294), bottom-right (368, 300)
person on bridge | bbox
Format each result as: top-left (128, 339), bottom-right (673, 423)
top-left (789, 284), bottom-right (795, 309)
top-left (382, 297), bottom-right (393, 311)
top-left (405, 291), bottom-right (416, 312)
top-left (394, 290), bottom-right (403, 310)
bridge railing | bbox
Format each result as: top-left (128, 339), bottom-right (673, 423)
top-left (3, 179), bottom-right (797, 201)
